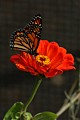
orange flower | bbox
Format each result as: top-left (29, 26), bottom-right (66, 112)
top-left (10, 40), bottom-right (75, 78)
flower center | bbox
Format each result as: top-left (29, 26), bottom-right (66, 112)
top-left (36, 55), bottom-right (51, 66)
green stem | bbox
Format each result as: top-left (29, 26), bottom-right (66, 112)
top-left (24, 78), bottom-right (42, 112)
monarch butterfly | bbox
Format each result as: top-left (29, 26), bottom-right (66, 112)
top-left (10, 14), bottom-right (42, 55)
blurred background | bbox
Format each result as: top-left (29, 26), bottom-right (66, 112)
top-left (0, 0), bottom-right (80, 119)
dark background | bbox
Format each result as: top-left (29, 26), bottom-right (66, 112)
top-left (0, 0), bottom-right (80, 119)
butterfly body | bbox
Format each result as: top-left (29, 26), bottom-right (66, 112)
top-left (10, 14), bottom-right (42, 55)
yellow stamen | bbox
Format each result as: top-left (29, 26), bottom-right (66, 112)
top-left (36, 55), bottom-right (51, 66)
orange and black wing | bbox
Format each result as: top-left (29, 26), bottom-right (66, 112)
top-left (10, 29), bottom-right (33, 52)
top-left (10, 14), bottom-right (42, 55)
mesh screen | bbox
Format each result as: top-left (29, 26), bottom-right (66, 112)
top-left (0, 0), bottom-right (80, 119)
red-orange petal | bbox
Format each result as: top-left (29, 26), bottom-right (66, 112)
top-left (37, 40), bottom-right (49, 55)
top-left (57, 54), bottom-right (76, 70)
top-left (44, 69), bottom-right (63, 78)
top-left (47, 42), bottom-right (60, 60)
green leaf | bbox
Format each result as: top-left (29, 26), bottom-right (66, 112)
top-left (23, 112), bottom-right (33, 120)
top-left (32, 112), bottom-right (57, 120)
top-left (3, 102), bottom-right (24, 120)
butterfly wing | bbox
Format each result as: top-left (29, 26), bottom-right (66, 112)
top-left (10, 14), bottom-right (42, 55)
top-left (10, 29), bottom-right (32, 52)
top-left (24, 14), bottom-right (42, 53)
